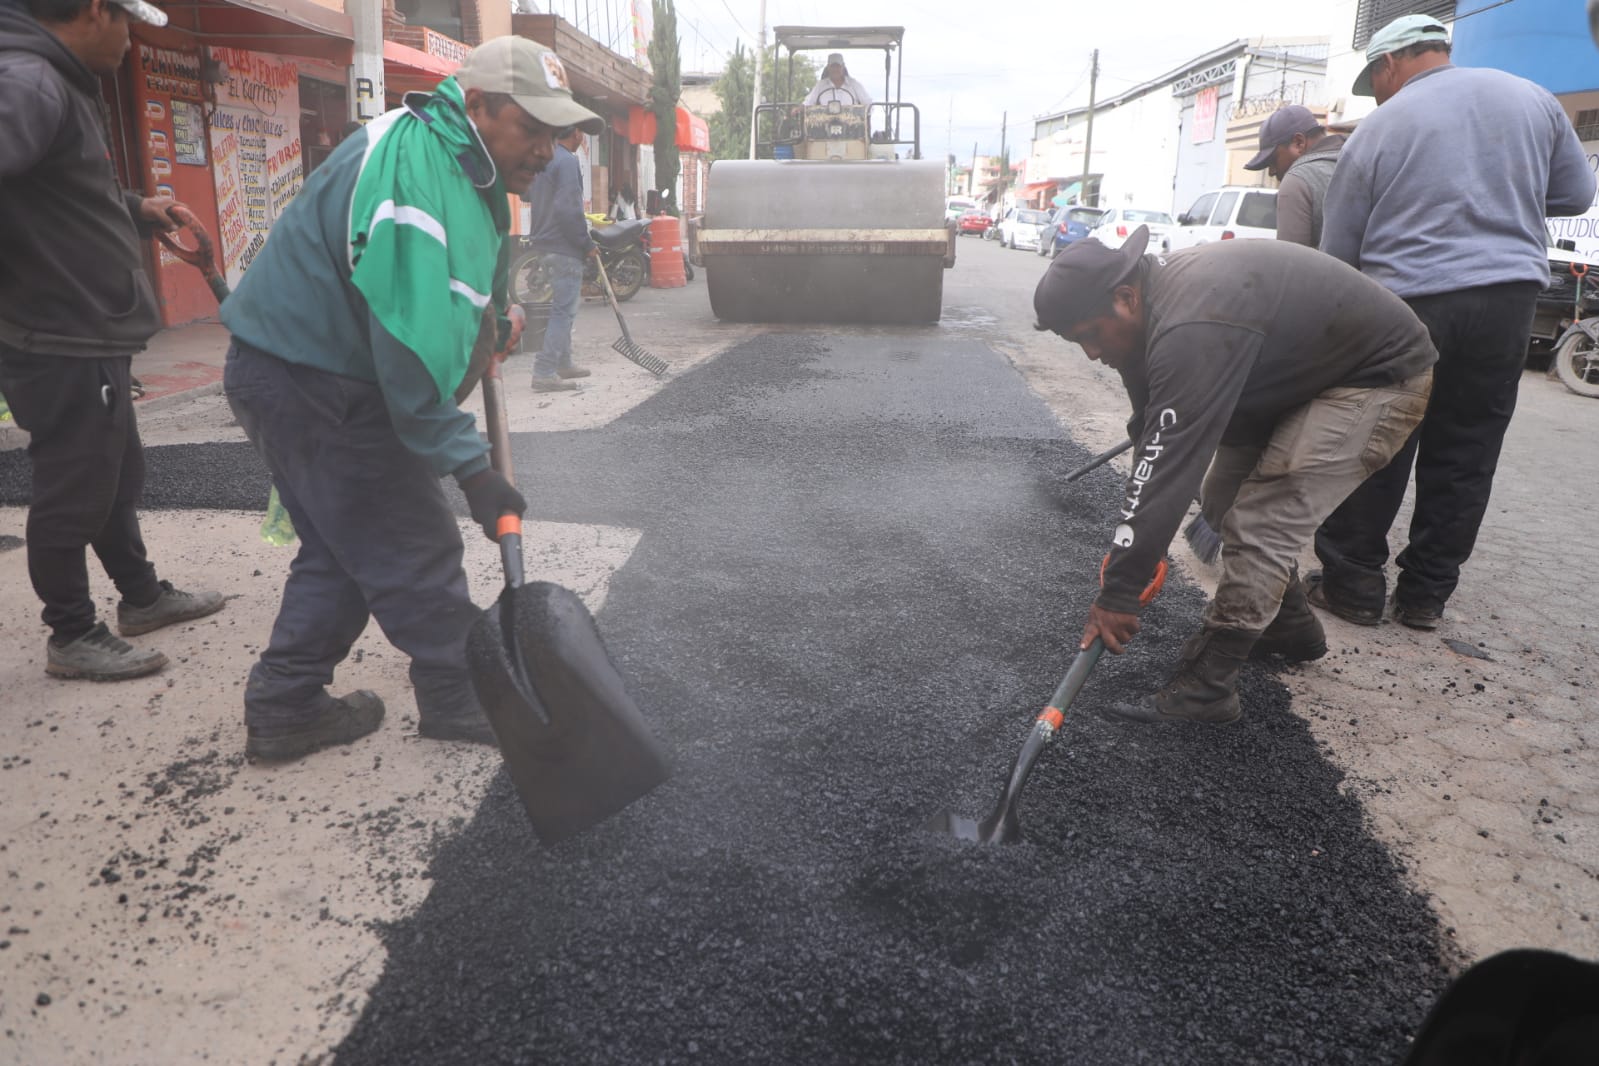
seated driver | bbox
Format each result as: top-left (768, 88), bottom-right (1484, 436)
top-left (804, 53), bottom-right (873, 107)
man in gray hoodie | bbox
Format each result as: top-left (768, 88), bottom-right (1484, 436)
top-left (1242, 104), bottom-right (1346, 248)
top-left (0, 0), bottom-right (224, 681)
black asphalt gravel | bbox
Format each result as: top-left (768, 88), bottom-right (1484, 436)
top-left (0, 333), bottom-right (1451, 1061)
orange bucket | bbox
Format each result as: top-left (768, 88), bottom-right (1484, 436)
top-left (648, 215), bottom-right (686, 289)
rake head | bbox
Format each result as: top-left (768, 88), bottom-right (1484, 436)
top-left (612, 336), bottom-right (671, 378)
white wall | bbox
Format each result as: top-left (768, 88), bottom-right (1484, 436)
top-left (1323, 0), bottom-right (1377, 126)
top-left (1027, 89), bottom-right (1181, 211)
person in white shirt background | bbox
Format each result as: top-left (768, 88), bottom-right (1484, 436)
top-left (803, 52), bottom-right (873, 107)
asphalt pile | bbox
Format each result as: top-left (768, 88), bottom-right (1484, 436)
top-left (329, 333), bottom-right (1449, 1063)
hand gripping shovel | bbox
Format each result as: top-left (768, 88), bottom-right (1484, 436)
top-left (927, 557), bottom-right (1168, 844)
top-left (594, 255), bottom-right (671, 378)
top-left (466, 356), bottom-right (671, 844)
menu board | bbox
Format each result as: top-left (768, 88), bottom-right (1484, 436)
top-left (208, 47), bottom-right (303, 287)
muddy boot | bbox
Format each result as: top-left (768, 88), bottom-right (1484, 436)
top-left (1102, 628), bottom-right (1256, 725)
top-left (46, 622), bottom-right (168, 681)
top-left (117, 581), bottom-right (226, 637)
top-left (415, 675), bottom-right (499, 746)
top-left (1251, 576), bottom-right (1327, 663)
top-left (245, 691), bottom-right (385, 762)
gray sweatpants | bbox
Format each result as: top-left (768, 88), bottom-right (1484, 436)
top-left (1206, 371), bottom-right (1433, 633)
top-left (223, 341), bottom-right (480, 732)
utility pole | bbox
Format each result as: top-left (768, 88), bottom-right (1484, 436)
top-left (748, 0), bottom-right (767, 159)
top-left (969, 141), bottom-right (978, 198)
top-left (1080, 48), bottom-right (1099, 207)
top-left (946, 97), bottom-right (953, 195)
top-left (997, 111), bottom-right (1007, 204)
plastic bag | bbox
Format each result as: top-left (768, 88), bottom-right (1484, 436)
top-left (260, 484), bottom-right (297, 546)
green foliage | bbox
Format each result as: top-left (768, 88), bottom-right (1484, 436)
top-left (648, 0), bottom-right (681, 214)
top-left (708, 44), bottom-right (820, 161)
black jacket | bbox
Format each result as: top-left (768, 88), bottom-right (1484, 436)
top-left (0, 7), bottom-right (161, 356)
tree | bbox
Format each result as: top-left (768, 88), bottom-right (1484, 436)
top-left (708, 44), bottom-right (820, 161)
top-left (648, 0), bottom-right (681, 215)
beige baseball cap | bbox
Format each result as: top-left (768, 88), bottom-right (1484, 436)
top-left (455, 37), bottom-right (604, 135)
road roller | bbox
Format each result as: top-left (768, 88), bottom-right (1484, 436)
top-left (695, 27), bottom-right (957, 325)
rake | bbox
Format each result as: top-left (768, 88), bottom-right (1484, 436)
top-left (593, 256), bottom-right (670, 378)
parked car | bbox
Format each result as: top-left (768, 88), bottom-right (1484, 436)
top-left (957, 209), bottom-right (992, 236)
top-left (1038, 205), bottom-right (1107, 257)
top-left (945, 197), bottom-right (977, 224)
top-left (1089, 207), bottom-right (1176, 252)
top-left (1166, 186), bottom-right (1278, 250)
top-left (996, 207), bottom-right (1052, 250)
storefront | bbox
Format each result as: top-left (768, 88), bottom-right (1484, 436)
top-left (109, 0), bottom-right (354, 326)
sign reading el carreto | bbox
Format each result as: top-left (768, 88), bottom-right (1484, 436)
top-left (208, 48), bottom-right (303, 288)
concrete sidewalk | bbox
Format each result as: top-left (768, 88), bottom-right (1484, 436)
top-left (0, 320), bottom-right (230, 451)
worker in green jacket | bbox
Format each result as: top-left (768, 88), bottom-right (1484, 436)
top-left (221, 37), bottom-right (603, 762)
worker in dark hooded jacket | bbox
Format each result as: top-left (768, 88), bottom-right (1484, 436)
top-left (1034, 227), bottom-right (1436, 725)
top-left (0, 0), bottom-right (225, 682)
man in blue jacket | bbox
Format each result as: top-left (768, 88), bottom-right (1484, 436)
top-left (524, 126), bottom-right (597, 391)
top-left (1310, 15), bottom-right (1596, 630)
top-left (0, 0), bottom-right (225, 682)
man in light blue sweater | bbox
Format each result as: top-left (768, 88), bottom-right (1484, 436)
top-left (524, 126), bottom-right (596, 391)
top-left (1309, 14), bottom-right (1595, 631)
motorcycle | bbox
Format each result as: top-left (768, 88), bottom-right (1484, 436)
top-left (509, 218), bottom-right (650, 305)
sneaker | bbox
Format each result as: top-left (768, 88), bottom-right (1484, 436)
top-left (531, 376), bottom-right (579, 392)
top-left (1304, 570), bottom-right (1382, 627)
top-left (245, 690), bottom-right (386, 762)
top-left (556, 366), bottom-right (592, 379)
top-left (1392, 596), bottom-right (1443, 631)
top-left (117, 581), bottom-right (226, 637)
top-left (46, 622), bottom-right (168, 681)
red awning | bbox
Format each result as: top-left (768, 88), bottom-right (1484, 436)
top-left (626, 106), bottom-right (712, 153)
top-left (383, 39), bottom-right (457, 95)
top-left (1020, 180), bottom-right (1057, 193)
top-left (157, 0), bottom-right (354, 63)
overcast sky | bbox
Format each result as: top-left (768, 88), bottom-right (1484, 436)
top-left (655, 0), bottom-right (1338, 161)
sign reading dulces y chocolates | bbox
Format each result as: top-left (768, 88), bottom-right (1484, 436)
top-left (207, 48), bottom-right (303, 288)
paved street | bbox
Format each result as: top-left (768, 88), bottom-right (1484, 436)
top-left (0, 238), bottom-right (1594, 1062)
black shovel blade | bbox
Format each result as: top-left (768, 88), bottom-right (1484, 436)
top-left (925, 722), bottom-right (1052, 846)
top-left (467, 581), bottom-right (671, 845)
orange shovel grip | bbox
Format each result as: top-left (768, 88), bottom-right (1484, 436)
top-left (1100, 554), bottom-right (1169, 606)
top-left (496, 513), bottom-right (522, 538)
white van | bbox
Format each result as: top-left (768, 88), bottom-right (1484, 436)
top-left (1167, 187), bottom-right (1278, 250)
top-left (944, 197), bottom-right (977, 224)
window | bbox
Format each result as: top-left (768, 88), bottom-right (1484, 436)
top-left (1124, 210), bottom-right (1173, 225)
top-left (1237, 192), bottom-right (1278, 230)
top-left (1209, 191), bottom-right (1239, 226)
top-left (1352, 0), bottom-right (1454, 52)
top-left (1182, 193), bottom-right (1217, 225)
top-left (1575, 109), bottom-right (1599, 143)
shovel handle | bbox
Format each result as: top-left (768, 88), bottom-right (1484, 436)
top-left (1037, 639), bottom-right (1105, 732)
top-left (498, 519), bottom-right (525, 590)
top-left (1065, 439), bottom-right (1134, 482)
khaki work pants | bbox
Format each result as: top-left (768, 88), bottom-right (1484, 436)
top-left (1205, 370), bottom-right (1434, 633)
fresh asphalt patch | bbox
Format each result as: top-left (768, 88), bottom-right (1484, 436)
top-left (318, 333), bottom-right (1447, 1063)
top-left (0, 337), bottom-right (1450, 1060)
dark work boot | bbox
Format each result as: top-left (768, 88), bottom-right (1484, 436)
top-left (415, 676), bottom-right (499, 747)
top-left (46, 622), bottom-right (168, 681)
top-left (1252, 576), bottom-right (1328, 663)
top-left (1304, 569), bottom-right (1382, 627)
top-left (1102, 628), bottom-right (1256, 725)
top-left (246, 690), bottom-right (385, 762)
top-left (117, 581), bottom-right (226, 637)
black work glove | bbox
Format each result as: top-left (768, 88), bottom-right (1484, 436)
top-left (458, 468), bottom-right (526, 541)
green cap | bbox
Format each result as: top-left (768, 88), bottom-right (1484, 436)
top-left (1353, 14), bottom-right (1450, 96)
top-left (455, 37), bottom-right (605, 135)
